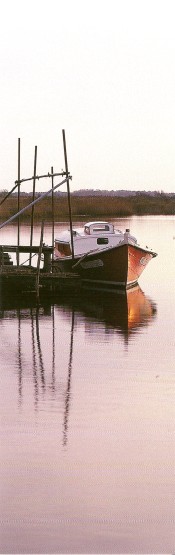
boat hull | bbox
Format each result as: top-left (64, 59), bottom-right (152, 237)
top-left (54, 243), bottom-right (156, 290)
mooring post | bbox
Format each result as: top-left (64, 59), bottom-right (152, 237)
top-left (17, 138), bottom-right (20, 266)
top-left (43, 250), bottom-right (51, 272)
top-left (62, 130), bottom-right (74, 260)
top-left (29, 146), bottom-right (37, 265)
top-left (36, 220), bottom-right (44, 301)
top-left (0, 247), bottom-right (4, 270)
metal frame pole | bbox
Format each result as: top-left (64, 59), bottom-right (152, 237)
top-left (17, 138), bottom-right (20, 265)
top-left (0, 176), bottom-right (69, 230)
top-left (51, 166), bottom-right (55, 268)
top-left (62, 130), bottom-right (74, 260)
top-left (29, 146), bottom-right (37, 265)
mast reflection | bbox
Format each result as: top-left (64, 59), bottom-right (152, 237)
top-left (63, 310), bottom-right (74, 447)
top-left (17, 308), bottom-right (22, 406)
top-left (51, 304), bottom-right (55, 393)
top-left (31, 308), bottom-right (39, 410)
top-left (0, 284), bottom-right (157, 446)
top-left (35, 307), bottom-right (45, 391)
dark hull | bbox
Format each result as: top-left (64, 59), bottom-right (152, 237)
top-left (54, 243), bottom-right (156, 290)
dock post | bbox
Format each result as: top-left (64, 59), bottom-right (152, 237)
top-left (36, 220), bottom-right (44, 301)
top-left (0, 247), bottom-right (4, 270)
top-left (43, 251), bottom-right (52, 272)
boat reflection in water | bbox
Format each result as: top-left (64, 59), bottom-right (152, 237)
top-left (0, 286), bottom-right (157, 446)
top-left (58, 284), bottom-right (157, 340)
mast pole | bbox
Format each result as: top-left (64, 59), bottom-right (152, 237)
top-left (62, 130), bottom-right (74, 260)
top-left (17, 138), bottom-right (20, 265)
top-left (29, 145), bottom-right (37, 265)
top-left (51, 166), bottom-right (54, 268)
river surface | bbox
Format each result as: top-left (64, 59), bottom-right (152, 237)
top-left (0, 216), bottom-right (175, 554)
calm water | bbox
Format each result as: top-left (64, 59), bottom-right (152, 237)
top-left (0, 217), bottom-right (175, 554)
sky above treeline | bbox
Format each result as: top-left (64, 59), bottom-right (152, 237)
top-left (1, 0), bottom-right (175, 194)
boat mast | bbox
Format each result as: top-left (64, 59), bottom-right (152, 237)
top-left (62, 129), bottom-right (74, 260)
top-left (17, 138), bottom-right (20, 266)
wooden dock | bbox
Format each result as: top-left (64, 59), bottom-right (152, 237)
top-left (0, 245), bottom-right (81, 300)
top-left (0, 244), bottom-right (53, 270)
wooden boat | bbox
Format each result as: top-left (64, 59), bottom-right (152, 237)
top-left (54, 221), bottom-right (157, 290)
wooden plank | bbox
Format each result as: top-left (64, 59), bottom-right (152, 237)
top-left (0, 245), bottom-right (53, 253)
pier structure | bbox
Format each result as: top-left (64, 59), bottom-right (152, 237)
top-left (0, 131), bottom-right (81, 301)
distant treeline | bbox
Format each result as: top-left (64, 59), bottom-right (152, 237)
top-left (0, 191), bottom-right (175, 222)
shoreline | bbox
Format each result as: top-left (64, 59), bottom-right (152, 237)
top-left (0, 193), bottom-right (175, 222)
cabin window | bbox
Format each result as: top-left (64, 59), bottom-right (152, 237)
top-left (93, 225), bottom-right (109, 232)
top-left (55, 242), bottom-right (71, 257)
top-left (97, 237), bottom-right (109, 245)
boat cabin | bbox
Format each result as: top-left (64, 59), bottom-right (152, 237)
top-left (84, 222), bottom-right (115, 235)
top-left (54, 221), bottom-right (125, 258)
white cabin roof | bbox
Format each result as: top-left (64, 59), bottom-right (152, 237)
top-left (84, 221), bottom-right (110, 227)
top-left (84, 221), bottom-right (115, 234)
top-left (55, 221), bottom-right (116, 242)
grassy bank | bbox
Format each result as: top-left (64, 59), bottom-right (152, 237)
top-left (0, 193), bottom-right (175, 223)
